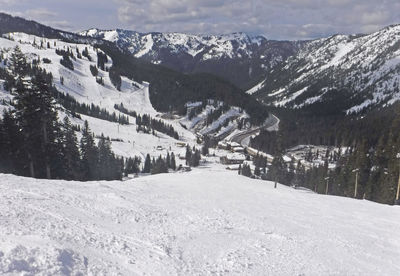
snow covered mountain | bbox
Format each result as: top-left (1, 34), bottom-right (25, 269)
top-left (253, 25), bottom-right (400, 114)
top-left (80, 28), bottom-right (303, 89)
top-left (0, 32), bottom-right (199, 160)
top-left (0, 31), bottom-right (264, 162)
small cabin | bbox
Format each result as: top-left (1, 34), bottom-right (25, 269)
top-left (218, 141), bottom-right (229, 150)
top-left (178, 154), bottom-right (186, 160)
top-left (231, 146), bottom-right (245, 153)
top-left (176, 142), bottom-right (187, 147)
top-left (220, 153), bottom-right (246, 165)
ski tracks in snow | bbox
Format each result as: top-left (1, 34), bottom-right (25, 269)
top-left (1, 171), bottom-right (400, 275)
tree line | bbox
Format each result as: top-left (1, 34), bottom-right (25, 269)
top-left (0, 46), bottom-right (126, 180)
top-left (249, 104), bottom-right (400, 205)
top-left (114, 103), bottom-right (180, 139)
top-left (56, 91), bottom-right (129, 125)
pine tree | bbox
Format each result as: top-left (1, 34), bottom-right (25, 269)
top-left (170, 152), bottom-right (176, 170)
top-left (267, 152), bottom-right (286, 184)
top-left (241, 163), bottom-right (252, 177)
top-left (142, 154), bottom-right (151, 173)
top-left (12, 59), bottom-right (59, 178)
top-left (80, 121), bottom-right (99, 180)
top-left (8, 46), bottom-right (29, 85)
top-left (190, 149), bottom-right (201, 167)
top-left (166, 152), bottom-right (171, 169)
top-left (151, 155), bottom-right (168, 174)
top-left (124, 156), bottom-right (141, 176)
top-left (61, 117), bottom-right (81, 180)
top-left (185, 145), bottom-right (192, 166)
top-left (32, 72), bottom-right (60, 179)
top-left (98, 135), bottom-right (115, 180)
top-left (0, 110), bottom-right (22, 174)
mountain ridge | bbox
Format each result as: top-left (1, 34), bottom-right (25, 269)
top-left (251, 24), bottom-right (400, 115)
top-left (80, 28), bottom-right (304, 89)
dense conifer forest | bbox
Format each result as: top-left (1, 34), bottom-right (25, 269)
top-left (0, 47), bottom-right (183, 180)
top-left (249, 106), bottom-right (400, 205)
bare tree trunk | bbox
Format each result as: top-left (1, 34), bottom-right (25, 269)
top-left (42, 122), bottom-right (51, 179)
top-left (28, 152), bottom-right (35, 178)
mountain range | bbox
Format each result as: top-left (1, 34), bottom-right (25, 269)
top-left (253, 24), bottom-right (400, 115)
top-left (80, 28), bottom-right (303, 89)
top-left (81, 25), bottom-right (400, 115)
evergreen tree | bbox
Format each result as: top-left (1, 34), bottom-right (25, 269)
top-left (190, 149), bottom-right (201, 167)
top-left (185, 145), bottom-right (192, 166)
top-left (61, 117), bottom-right (81, 180)
top-left (98, 135), bottom-right (119, 180)
top-left (241, 163), bottom-right (252, 177)
top-left (8, 46), bottom-right (29, 85)
top-left (166, 152), bottom-right (171, 169)
top-left (170, 152), bottom-right (176, 171)
top-left (13, 63), bottom-right (59, 178)
top-left (151, 155), bottom-right (168, 174)
top-left (0, 110), bottom-right (22, 174)
top-left (124, 156), bottom-right (141, 176)
top-left (80, 121), bottom-right (99, 180)
top-left (142, 154), bottom-right (151, 173)
top-left (267, 153), bottom-right (286, 184)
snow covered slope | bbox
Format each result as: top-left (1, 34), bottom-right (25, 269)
top-left (1, 32), bottom-right (156, 115)
top-left (256, 25), bottom-right (400, 114)
top-left (0, 32), bottom-right (197, 160)
top-left (80, 29), bottom-right (302, 89)
top-left (179, 101), bottom-right (250, 140)
top-left (1, 169), bottom-right (399, 275)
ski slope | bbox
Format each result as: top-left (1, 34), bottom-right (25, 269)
top-left (0, 168), bottom-right (399, 275)
top-left (0, 33), bottom-right (197, 159)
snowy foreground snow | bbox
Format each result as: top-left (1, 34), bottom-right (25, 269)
top-left (1, 168), bottom-right (400, 275)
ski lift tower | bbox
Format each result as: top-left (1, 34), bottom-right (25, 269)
top-left (324, 176), bottom-right (330, 195)
top-left (395, 153), bottom-right (400, 205)
top-left (352, 168), bottom-right (360, 198)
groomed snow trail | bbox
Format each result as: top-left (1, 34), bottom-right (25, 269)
top-left (1, 169), bottom-right (400, 275)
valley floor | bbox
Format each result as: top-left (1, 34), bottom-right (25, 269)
top-left (1, 166), bottom-right (400, 275)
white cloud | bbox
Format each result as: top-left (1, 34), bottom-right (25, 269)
top-left (25, 8), bottom-right (57, 19)
top-left (112, 0), bottom-right (400, 39)
top-left (2, 0), bottom-right (400, 39)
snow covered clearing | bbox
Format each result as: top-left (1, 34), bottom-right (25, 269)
top-left (274, 86), bottom-right (308, 107)
top-left (246, 80), bottom-right (265, 95)
top-left (1, 169), bottom-right (399, 275)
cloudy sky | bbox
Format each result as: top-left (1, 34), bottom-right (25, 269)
top-left (1, 0), bottom-right (400, 40)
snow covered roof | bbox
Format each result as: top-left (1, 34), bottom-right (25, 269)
top-left (226, 153), bottom-right (246, 161)
top-left (229, 142), bottom-right (241, 147)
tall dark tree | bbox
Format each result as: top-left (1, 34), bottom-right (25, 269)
top-left (0, 110), bottom-right (22, 173)
top-left (98, 135), bottom-right (118, 180)
top-left (151, 155), bottom-right (168, 174)
top-left (8, 46), bottom-right (29, 85)
top-left (185, 145), bottom-right (192, 166)
top-left (12, 55), bottom-right (59, 178)
top-left (80, 121), bottom-right (98, 180)
top-left (142, 153), bottom-right (151, 173)
top-left (170, 152), bottom-right (176, 171)
top-left (61, 117), bottom-right (81, 180)
top-left (267, 153), bottom-right (286, 184)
